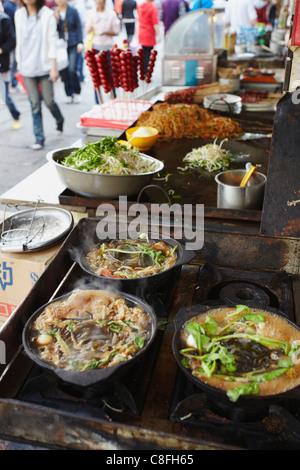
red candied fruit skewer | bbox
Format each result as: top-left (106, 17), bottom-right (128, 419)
top-left (137, 48), bottom-right (145, 81)
top-left (96, 50), bottom-right (114, 94)
top-left (84, 49), bottom-right (101, 89)
top-left (110, 44), bottom-right (122, 89)
top-left (145, 49), bottom-right (157, 84)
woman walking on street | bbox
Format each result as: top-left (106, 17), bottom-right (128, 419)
top-left (14, 0), bottom-right (64, 150)
top-left (137, 0), bottom-right (160, 73)
top-left (54, 0), bottom-right (84, 103)
top-left (0, 4), bottom-right (21, 129)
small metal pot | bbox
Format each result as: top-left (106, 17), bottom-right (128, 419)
top-left (215, 169), bottom-right (266, 210)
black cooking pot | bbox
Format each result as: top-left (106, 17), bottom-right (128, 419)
top-left (76, 231), bottom-right (196, 297)
top-left (172, 303), bottom-right (300, 422)
top-left (22, 288), bottom-right (157, 387)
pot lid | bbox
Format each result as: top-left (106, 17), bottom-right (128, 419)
top-left (0, 206), bottom-right (73, 253)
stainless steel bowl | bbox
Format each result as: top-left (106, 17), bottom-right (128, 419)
top-left (215, 169), bottom-right (266, 210)
top-left (46, 147), bottom-right (164, 199)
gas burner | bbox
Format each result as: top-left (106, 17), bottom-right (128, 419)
top-left (17, 331), bottom-right (163, 419)
top-left (16, 367), bottom-right (140, 418)
top-left (170, 370), bottom-right (300, 450)
top-left (219, 282), bottom-right (271, 307)
top-left (194, 263), bottom-right (295, 321)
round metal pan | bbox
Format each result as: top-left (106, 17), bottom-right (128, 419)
top-left (172, 303), bottom-right (300, 421)
top-left (0, 207), bottom-right (73, 253)
top-left (46, 147), bottom-right (164, 199)
top-left (75, 231), bottom-right (196, 296)
top-left (22, 288), bottom-right (158, 386)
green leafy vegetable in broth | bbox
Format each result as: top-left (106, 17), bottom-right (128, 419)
top-left (179, 305), bottom-right (300, 402)
top-left (85, 239), bottom-right (177, 279)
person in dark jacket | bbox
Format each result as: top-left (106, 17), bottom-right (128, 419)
top-left (3, 0), bottom-right (18, 89)
top-left (54, 0), bottom-right (83, 103)
top-left (122, 0), bottom-right (136, 44)
top-left (161, 0), bottom-right (189, 35)
top-left (0, 7), bottom-right (21, 129)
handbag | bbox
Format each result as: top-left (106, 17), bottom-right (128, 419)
top-left (56, 37), bottom-right (69, 71)
top-left (85, 18), bottom-right (94, 51)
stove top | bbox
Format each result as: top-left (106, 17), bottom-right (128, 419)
top-left (16, 331), bottom-right (163, 421)
top-left (0, 221), bottom-right (298, 450)
top-left (170, 369), bottom-right (300, 450)
top-left (194, 263), bottom-right (294, 316)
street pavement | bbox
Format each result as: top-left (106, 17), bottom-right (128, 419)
top-left (0, 28), bottom-right (164, 206)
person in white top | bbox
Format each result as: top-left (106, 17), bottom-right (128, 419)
top-left (213, 0), bottom-right (227, 7)
top-left (15, 0), bottom-right (64, 150)
top-left (225, 0), bottom-right (258, 34)
top-left (85, 0), bottom-right (121, 52)
top-left (85, 0), bottom-right (120, 100)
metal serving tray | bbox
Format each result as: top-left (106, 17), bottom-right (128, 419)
top-left (0, 207), bottom-right (73, 253)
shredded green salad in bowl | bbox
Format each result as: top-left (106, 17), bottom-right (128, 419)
top-left (60, 137), bottom-right (160, 176)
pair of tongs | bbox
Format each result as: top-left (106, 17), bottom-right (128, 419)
top-left (0, 202), bottom-right (45, 252)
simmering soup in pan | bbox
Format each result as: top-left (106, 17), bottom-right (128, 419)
top-left (179, 305), bottom-right (300, 402)
top-left (85, 239), bottom-right (177, 279)
top-left (30, 290), bottom-right (152, 371)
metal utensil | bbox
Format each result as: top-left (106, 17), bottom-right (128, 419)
top-left (237, 133), bottom-right (272, 141)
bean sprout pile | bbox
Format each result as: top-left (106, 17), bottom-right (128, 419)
top-left (60, 137), bottom-right (159, 175)
top-left (182, 139), bottom-right (235, 173)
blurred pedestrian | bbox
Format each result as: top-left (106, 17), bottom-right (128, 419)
top-left (85, 0), bottom-right (120, 53)
top-left (85, 0), bottom-right (120, 100)
top-left (114, 0), bottom-right (123, 18)
top-left (0, 4), bottom-right (21, 129)
top-left (15, 0), bottom-right (64, 150)
top-left (254, 0), bottom-right (268, 23)
top-left (121, 0), bottom-right (136, 44)
top-left (45, 0), bottom-right (55, 7)
top-left (137, 0), bottom-right (160, 73)
top-left (267, 0), bottom-right (278, 28)
top-left (161, 0), bottom-right (189, 36)
top-left (54, 0), bottom-right (84, 103)
top-left (212, 0), bottom-right (227, 6)
top-left (190, 0), bottom-right (213, 10)
top-left (69, 0), bottom-right (87, 82)
top-left (3, 0), bottom-right (19, 90)
top-left (225, 0), bottom-right (257, 34)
